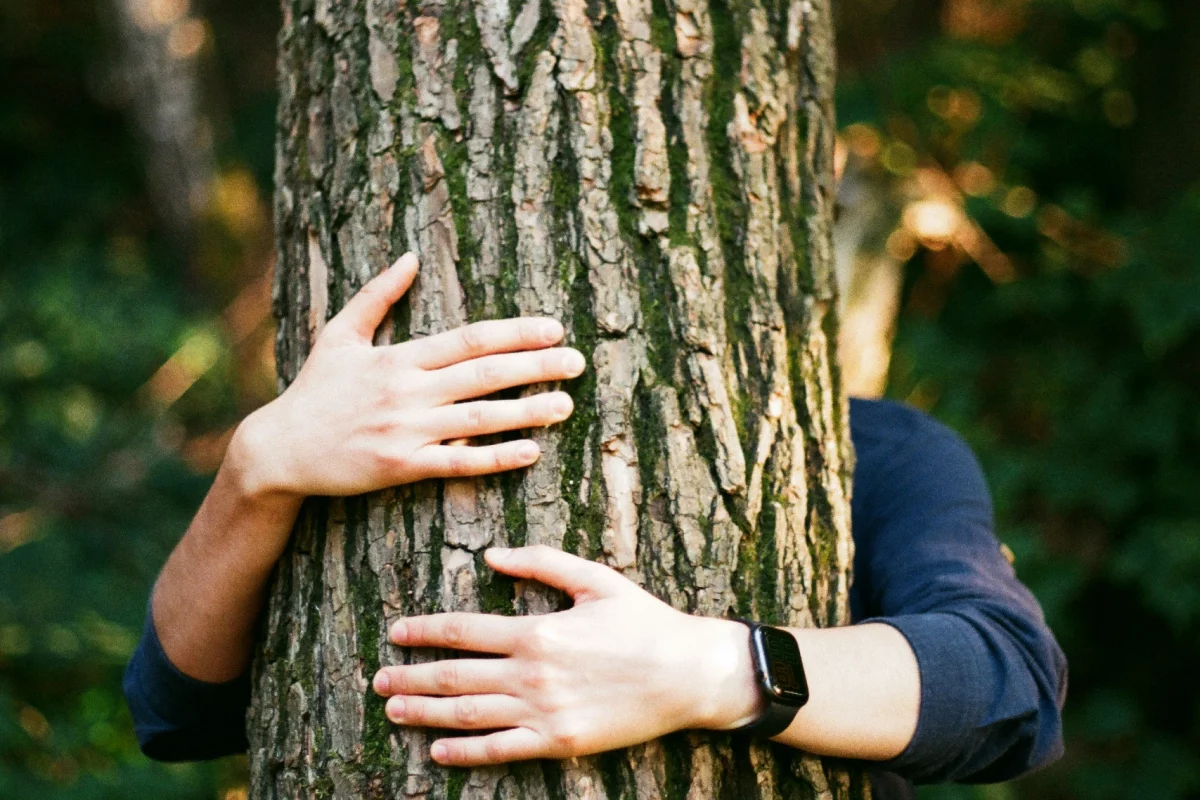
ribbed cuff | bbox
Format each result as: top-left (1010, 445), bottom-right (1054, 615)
top-left (123, 608), bottom-right (251, 760)
top-left (861, 612), bottom-right (988, 783)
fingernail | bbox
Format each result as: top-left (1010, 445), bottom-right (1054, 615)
top-left (431, 742), bottom-right (448, 761)
top-left (387, 697), bottom-right (406, 720)
top-left (489, 547), bottom-right (512, 560)
top-left (563, 350), bottom-right (586, 376)
top-left (540, 320), bottom-right (563, 342)
top-left (518, 441), bottom-right (540, 462)
top-left (551, 393), bottom-right (574, 419)
top-left (373, 671), bottom-right (390, 695)
top-left (390, 621), bottom-right (407, 643)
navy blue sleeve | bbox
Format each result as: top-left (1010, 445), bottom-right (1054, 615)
top-left (850, 399), bottom-right (1067, 784)
top-left (122, 607), bottom-right (250, 761)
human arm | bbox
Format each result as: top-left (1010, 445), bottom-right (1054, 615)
top-left (370, 402), bottom-right (1067, 781)
top-left (370, 545), bottom-right (920, 766)
top-left (847, 400), bottom-right (1068, 783)
top-left (124, 253), bottom-right (588, 758)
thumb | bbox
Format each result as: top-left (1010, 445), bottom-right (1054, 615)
top-left (322, 253), bottom-right (419, 344)
top-left (484, 545), bottom-right (630, 601)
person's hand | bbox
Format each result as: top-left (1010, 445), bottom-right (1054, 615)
top-left (372, 546), bottom-right (762, 767)
top-left (228, 253), bottom-right (585, 502)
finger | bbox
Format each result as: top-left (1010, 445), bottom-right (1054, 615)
top-left (408, 440), bottom-right (541, 479)
top-left (391, 612), bottom-right (528, 654)
top-left (404, 318), bottom-right (565, 370)
top-left (424, 394), bottom-right (574, 440)
top-left (323, 253), bottom-right (419, 343)
top-left (373, 658), bottom-right (515, 697)
top-left (484, 545), bottom-right (630, 601)
top-left (430, 348), bottom-right (586, 403)
top-left (431, 728), bottom-right (545, 766)
top-left (385, 693), bottom-right (523, 731)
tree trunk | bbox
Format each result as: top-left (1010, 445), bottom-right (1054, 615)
top-left (250, 0), bottom-right (862, 797)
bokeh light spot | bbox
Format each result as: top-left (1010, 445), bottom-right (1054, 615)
top-left (18, 706), bottom-right (51, 741)
top-left (11, 341), bottom-right (51, 379)
top-left (46, 625), bottom-right (81, 656)
top-left (1002, 186), bottom-right (1037, 218)
top-left (168, 18), bottom-right (208, 59)
top-left (954, 161), bottom-right (996, 197)
top-left (63, 386), bottom-right (101, 441)
top-left (1103, 89), bottom-right (1136, 128)
top-left (843, 123), bottom-right (882, 160)
top-left (1077, 46), bottom-right (1117, 86)
top-left (882, 141), bottom-right (917, 175)
top-left (886, 228), bottom-right (919, 262)
top-left (904, 199), bottom-right (965, 250)
top-left (130, 0), bottom-right (190, 30)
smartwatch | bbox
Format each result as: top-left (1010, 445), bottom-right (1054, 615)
top-left (733, 619), bottom-right (810, 737)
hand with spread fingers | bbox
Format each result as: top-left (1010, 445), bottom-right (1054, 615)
top-left (372, 545), bottom-right (760, 767)
top-left (235, 252), bottom-right (585, 505)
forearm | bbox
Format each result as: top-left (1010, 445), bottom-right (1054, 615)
top-left (364, 547), bottom-right (922, 768)
top-left (776, 623), bottom-right (919, 759)
top-left (152, 417), bottom-right (303, 683)
top-left (701, 620), bottom-right (920, 761)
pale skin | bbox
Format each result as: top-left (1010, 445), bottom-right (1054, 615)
top-left (153, 252), bottom-right (920, 769)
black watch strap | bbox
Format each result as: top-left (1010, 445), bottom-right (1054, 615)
top-left (735, 694), bottom-right (800, 738)
top-left (732, 619), bottom-right (805, 738)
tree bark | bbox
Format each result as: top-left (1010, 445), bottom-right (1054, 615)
top-left (251, 0), bottom-right (862, 797)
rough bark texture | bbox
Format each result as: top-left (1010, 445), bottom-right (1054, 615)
top-left (251, 0), bottom-right (863, 797)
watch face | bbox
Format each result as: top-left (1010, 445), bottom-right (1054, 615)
top-left (753, 626), bottom-right (809, 707)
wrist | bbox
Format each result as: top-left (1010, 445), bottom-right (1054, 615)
top-left (224, 405), bottom-right (299, 502)
top-left (690, 617), bottom-right (762, 731)
top-left (207, 410), bottom-right (305, 567)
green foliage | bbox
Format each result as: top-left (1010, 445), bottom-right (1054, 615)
top-left (836, 1), bottom-right (1200, 797)
top-left (0, 0), bottom-right (272, 796)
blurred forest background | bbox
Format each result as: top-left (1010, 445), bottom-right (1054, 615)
top-left (2, 0), bottom-right (1198, 797)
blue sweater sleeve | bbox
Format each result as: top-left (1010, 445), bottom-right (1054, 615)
top-left (122, 607), bottom-right (250, 761)
top-left (850, 400), bottom-right (1067, 784)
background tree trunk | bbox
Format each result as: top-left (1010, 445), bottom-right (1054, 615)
top-left (107, 0), bottom-right (216, 243)
top-left (250, 0), bottom-right (863, 797)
